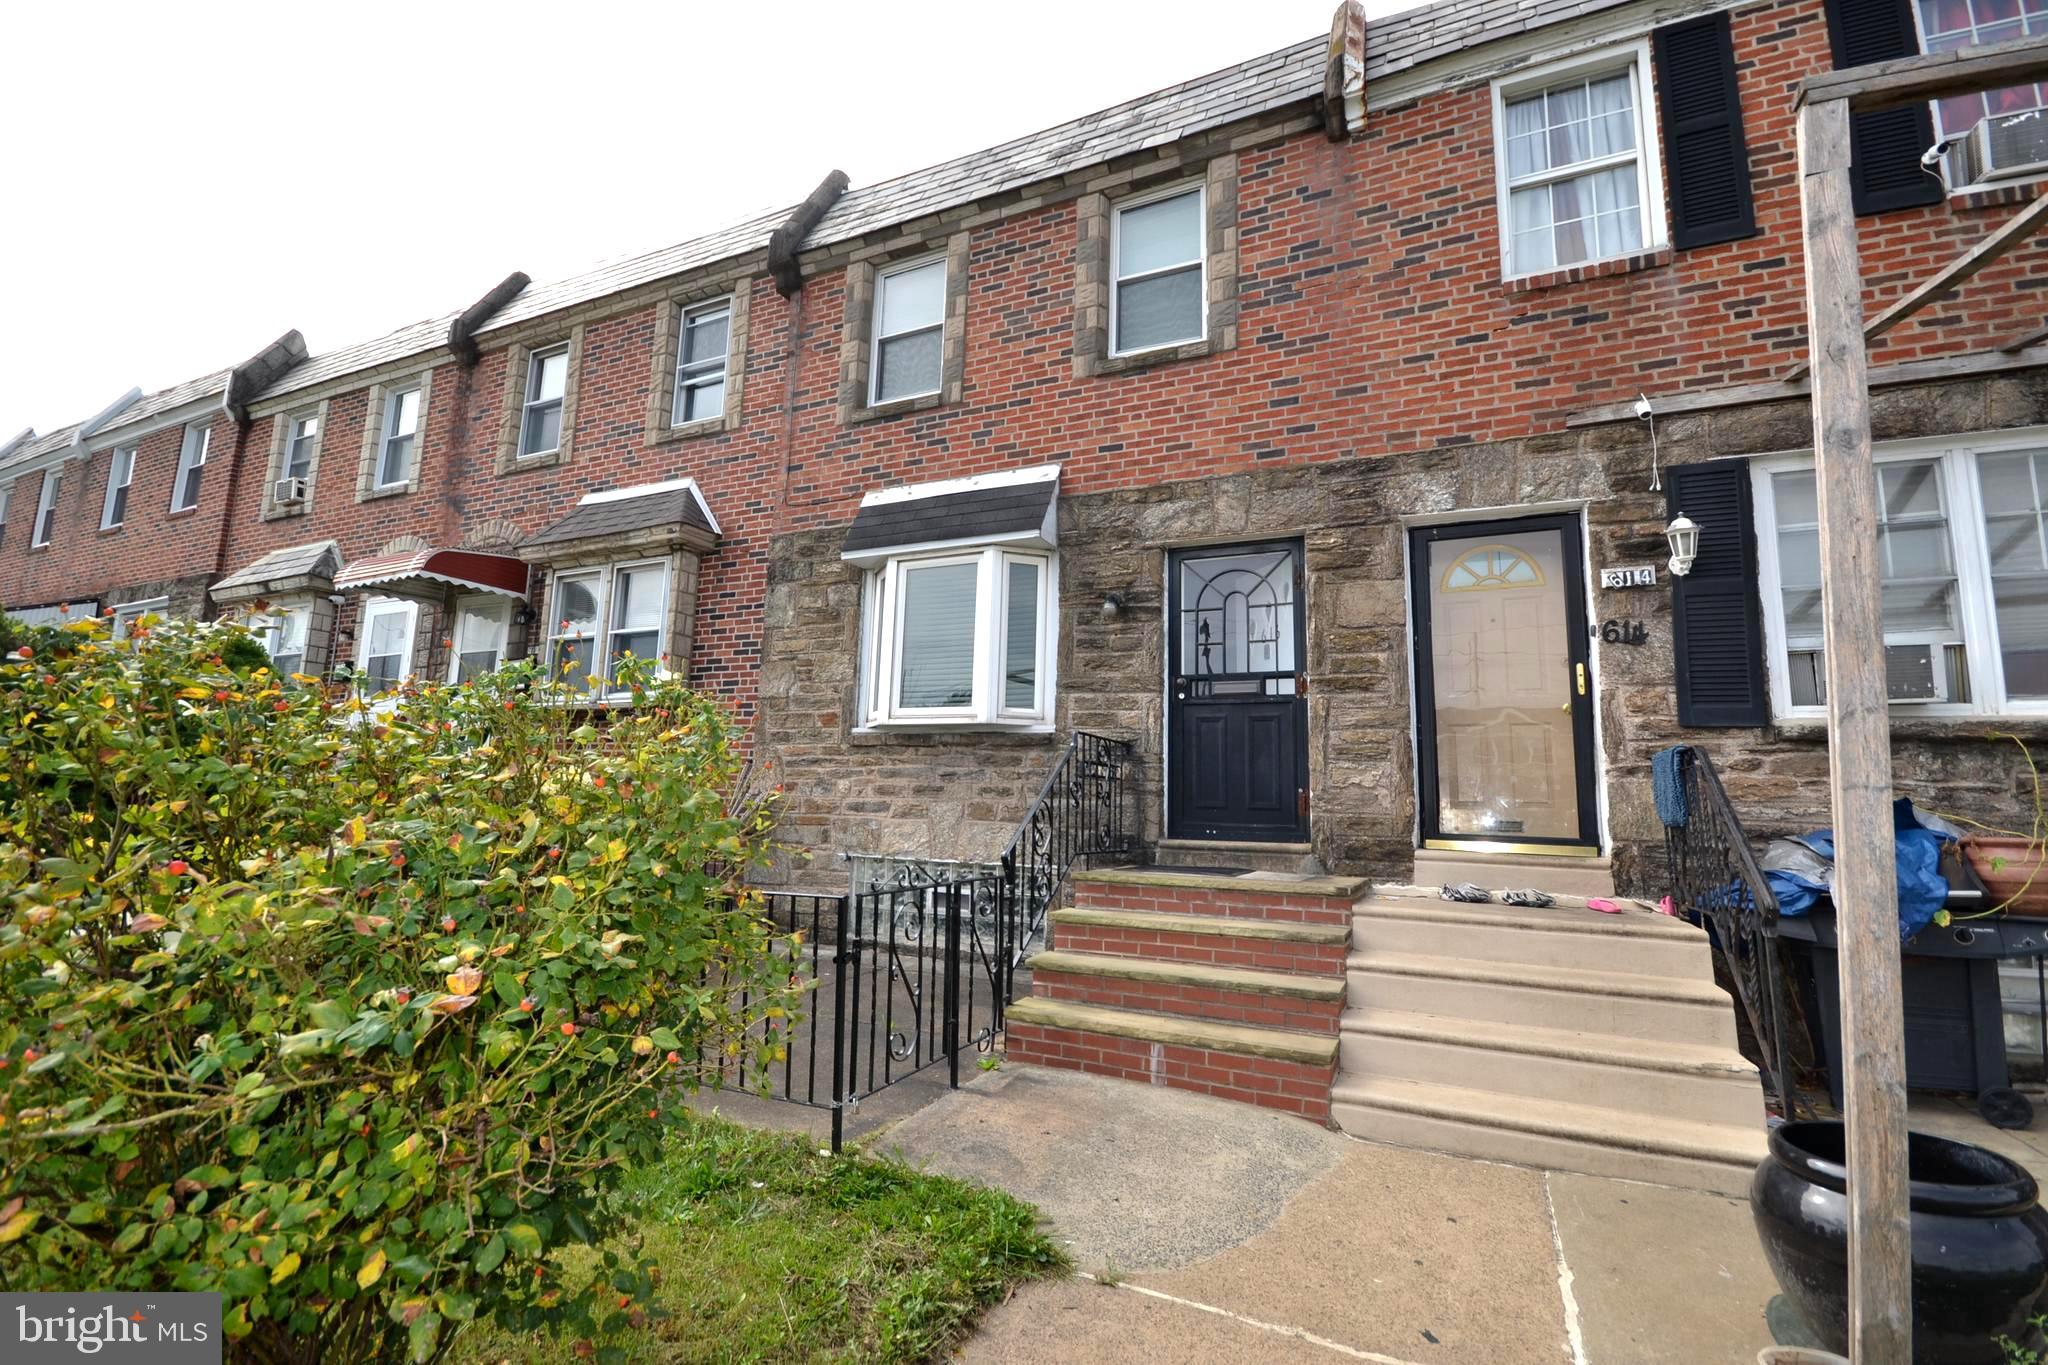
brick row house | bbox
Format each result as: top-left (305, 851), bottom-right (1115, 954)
top-left (9, 0), bottom-right (2048, 1182)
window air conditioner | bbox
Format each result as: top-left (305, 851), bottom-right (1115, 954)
top-left (273, 476), bottom-right (307, 505)
top-left (1954, 107), bottom-right (2048, 185)
top-left (1884, 643), bottom-right (1945, 703)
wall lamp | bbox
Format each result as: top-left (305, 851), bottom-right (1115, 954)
top-left (1101, 593), bottom-right (1125, 621)
top-left (1665, 514), bottom-right (1701, 578)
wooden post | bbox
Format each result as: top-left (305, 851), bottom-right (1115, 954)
top-left (1798, 94), bottom-right (1914, 1361)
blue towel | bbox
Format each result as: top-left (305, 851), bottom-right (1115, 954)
top-left (1653, 746), bottom-right (1690, 828)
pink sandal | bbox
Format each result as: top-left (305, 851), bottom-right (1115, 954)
top-left (1586, 897), bottom-right (1624, 915)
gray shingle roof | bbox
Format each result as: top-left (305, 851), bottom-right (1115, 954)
top-left (842, 470), bottom-right (1059, 557)
top-left (94, 369), bottom-right (230, 437)
top-left (212, 539), bottom-right (343, 600)
top-left (255, 314), bottom-right (456, 404)
top-left (528, 480), bottom-right (718, 549)
top-left (1363, 0), bottom-right (1644, 85)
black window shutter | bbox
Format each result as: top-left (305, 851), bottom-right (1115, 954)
top-left (1822, 0), bottom-right (1945, 214)
top-left (1654, 14), bottom-right (1758, 250)
top-left (1670, 460), bottom-right (1770, 727)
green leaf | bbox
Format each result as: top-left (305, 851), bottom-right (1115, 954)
top-left (491, 969), bottom-right (523, 1005)
top-left (227, 1126), bottom-right (260, 1158)
top-left (111, 1221), bottom-right (148, 1253)
top-left (406, 1310), bottom-right (442, 1364)
top-left (502, 1222), bottom-right (543, 1258)
top-left (649, 1027), bottom-right (682, 1051)
top-left (474, 1234), bottom-right (506, 1275)
top-left (307, 999), bottom-right (352, 1030)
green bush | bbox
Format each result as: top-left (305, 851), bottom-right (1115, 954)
top-left (0, 615), bottom-right (801, 1362)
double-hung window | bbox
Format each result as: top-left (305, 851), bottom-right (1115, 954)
top-left (101, 445), bottom-right (136, 529)
top-left (870, 258), bottom-right (946, 404)
top-left (448, 595), bottom-right (512, 684)
top-left (519, 346), bottom-right (568, 457)
top-left (858, 547), bottom-right (1055, 728)
top-left (0, 485), bottom-right (11, 551)
top-left (378, 386), bottom-right (421, 488)
top-left (260, 599), bottom-right (312, 677)
top-left (547, 560), bottom-right (670, 692)
top-left (357, 598), bottom-right (418, 695)
top-left (1753, 431), bottom-right (2048, 717)
top-left (1111, 185), bottom-right (1206, 355)
top-left (673, 299), bottom-right (731, 424)
top-left (1494, 45), bottom-right (1663, 277)
top-left (171, 424), bottom-right (210, 512)
top-left (1917, 0), bottom-right (2048, 186)
top-left (284, 414), bottom-right (319, 485)
top-left (31, 470), bottom-right (59, 546)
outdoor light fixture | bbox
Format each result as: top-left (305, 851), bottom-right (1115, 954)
top-left (515, 602), bottom-right (538, 628)
top-left (1101, 592), bottom-right (1125, 621)
top-left (1665, 514), bottom-right (1701, 578)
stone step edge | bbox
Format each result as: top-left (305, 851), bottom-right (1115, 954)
top-left (1339, 1006), bottom-right (1760, 1079)
top-left (1357, 890), bottom-right (1702, 938)
top-left (1005, 997), bottom-right (1340, 1066)
top-left (1031, 949), bottom-right (1346, 1001)
top-left (1347, 950), bottom-right (1732, 1006)
top-left (1052, 906), bottom-right (1351, 944)
top-left (1329, 1076), bottom-right (1767, 1167)
top-left (1074, 868), bottom-right (1367, 899)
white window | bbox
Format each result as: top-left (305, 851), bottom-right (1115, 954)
top-left (1111, 184), bottom-right (1206, 356)
top-left (111, 597), bottom-right (168, 642)
top-left (447, 595), bottom-right (512, 684)
top-left (673, 299), bottom-right (731, 424)
top-left (1493, 44), bottom-right (1665, 278)
top-left (0, 485), bottom-right (10, 551)
top-left (519, 346), bottom-right (568, 457)
top-left (356, 598), bottom-right (418, 695)
top-left (258, 599), bottom-right (313, 677)
top-left (284, 414), bottom-right (319, 482)
top-left (102, 445), bottom-right (136, 530)
top-left (31, 470), bottom-right (59, 546)
top-left (1917, 0), bottom-right (2048, 184)
top-left (378, 387), bottom-right (421, 488)
top-left (171, 424), bottom-right (210, 512)
top-left (1752, 430), bottom-right (2048, 718)
top-left (546, 560), bottom-right (670, 693)
top-left (870, 258), bottom-right (946, 404)
top-left (858, 546), bottom-right (1055, 728)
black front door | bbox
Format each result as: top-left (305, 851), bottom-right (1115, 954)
top-left (1167, 541), bottom-right (1309, 842)
top-left (1409, 514), bottom-right (1601, 852)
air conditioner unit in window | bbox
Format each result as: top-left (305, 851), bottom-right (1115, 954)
top-left (273, 476), bottom-right (307, 505)
top-left (1954, 107), bottom-right (2048, 185)
top-left (1884, 643), bottom-right (1945, 703)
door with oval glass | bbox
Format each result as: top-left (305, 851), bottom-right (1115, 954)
top-left (1409, 515), bottom-right (1600, 853)
top-left (1167, 541), bottom-right (1309, 841)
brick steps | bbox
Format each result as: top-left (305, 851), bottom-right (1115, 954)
top-left (1072, 869), bottom-right (1365, 925)
top-left (1031, 948), bottom-right (1343, 1033)
top-left (1049, 906), bottom-right (1349, 974)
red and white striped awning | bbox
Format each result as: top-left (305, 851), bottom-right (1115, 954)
top-left (333, 548), bottom-right (529, 599)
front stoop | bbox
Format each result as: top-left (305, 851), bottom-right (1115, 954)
top-left (1334, 888), bottom-right (1768, 1196)
top-left (1008, 870), bottom-right (1352, 1122)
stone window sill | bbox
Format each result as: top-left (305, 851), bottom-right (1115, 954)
top-left (262, 503), bottom-right (309, 522)
top-left (845, 391), bottom-right (948, 426)
top-left (358, 484), bottom-right (414, 503)
top-left (1951, 177), bottom-right (2048, 211)
top-left (97, 525), bottom-right (124, 537)
top-left (1768, 715), bottom-right (2048, 742)
top-left (167, 507), bottom-right (200, 521)
top-left (649, 416), bottom-right (728, 446)
top-left (1088, 337), bottom-right (1216, 378)
top-left (1503, 247), bottom-right (1673, 294)
top-left (851, 722), bottom-right (1057, 743)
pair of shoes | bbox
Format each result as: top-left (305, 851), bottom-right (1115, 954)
top-left (1499, 888), bottom-right (1555, 908)
top-left (1440, 882), bottom-right (1491, 903)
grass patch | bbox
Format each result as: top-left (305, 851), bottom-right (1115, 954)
top-left (453, 1114), bottom-right (1065, 1364)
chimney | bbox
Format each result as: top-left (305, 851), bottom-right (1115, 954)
top-left (1322, 1), bottom-right (1366, 142)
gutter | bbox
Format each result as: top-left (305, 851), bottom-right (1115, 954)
top-left (767, 170), bottom-right (850, 298)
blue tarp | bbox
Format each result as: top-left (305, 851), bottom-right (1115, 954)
top-left (1764, 798), bottom-right (1951, 941)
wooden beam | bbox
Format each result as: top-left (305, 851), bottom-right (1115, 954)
top-left (1780, 188), bottom-right (2048, 381)
top-left (1798, 95), bottom-right (1914, 1363)
top-left (1799, 34), bottom-right (2048, 113)
top-left (2002, 320), bottom-right (2048, 352)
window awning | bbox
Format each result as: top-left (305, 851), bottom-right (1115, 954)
top-left (841, 464), bottom-right (1059, 565)
top-left (211, 539), bottom-right (342, 605)
top-left (335, 548), bottom-right (530, 599)
top-left (520, 477), bottom-right (721, 564)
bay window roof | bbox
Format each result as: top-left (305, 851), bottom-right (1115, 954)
top-left (211, 538), bottom-right (342, 605)
top-left (522, 478), bottom-right (721, 564)
top-left (841, 464), bottom-right (1060, 564)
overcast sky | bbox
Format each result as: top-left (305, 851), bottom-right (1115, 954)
top-left (0, 0), bottom-right (1416, 443)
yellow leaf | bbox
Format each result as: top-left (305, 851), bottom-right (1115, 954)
top-left (177, 685), bottom-right (212, 700)
top-left (271, 1251), bottom-right (301, 1284)
top-left (357, 1249), bottom-right (386, 1289)
top-left (346, 816), bottom-right (366, 846)
top-left (0, 1210), bottom-right (36, 1244)
top-left (168, 800), bottom-right (189, 815)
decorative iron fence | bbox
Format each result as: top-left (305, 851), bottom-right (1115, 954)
top-left (1661, 744), bottom-right (1803, 1118)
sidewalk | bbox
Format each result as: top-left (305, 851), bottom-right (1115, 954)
top-left (873, 1066), bottom-right (1780, 1365)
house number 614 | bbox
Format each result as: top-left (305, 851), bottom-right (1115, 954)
top-left (1600, 619), bottom-right (1648, 646)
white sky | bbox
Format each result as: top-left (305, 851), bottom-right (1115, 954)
top-left (0, 0), bottom-right (1417, 443)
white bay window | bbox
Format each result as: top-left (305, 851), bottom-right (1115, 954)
top-left (259, 598), bottom-right (314, 678)
top-left (859, 546), bottom-right (1054, 729)
top-left (448, 595), bottom-right (512, 684)
top-left (547, 560), bottom-right (669, 693)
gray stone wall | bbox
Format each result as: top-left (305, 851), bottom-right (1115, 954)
top-left (752, 368), bottom-right (2048, 898)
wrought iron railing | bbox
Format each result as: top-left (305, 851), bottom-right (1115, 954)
top-left (999, 730), bottom-right (1137, 961)
top-left (1661, 744), bottom-right (1803, 1118)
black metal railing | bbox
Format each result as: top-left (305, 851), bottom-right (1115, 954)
top-left (998, 730), bottom-right (1137, 965)
top-left (1662, 744), bottom-right (1803, 1118)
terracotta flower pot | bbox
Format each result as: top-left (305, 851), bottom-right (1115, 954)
top-left (1961, 835), bottom-right (2048, 916)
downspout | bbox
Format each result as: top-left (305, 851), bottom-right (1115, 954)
top-left (211, 329), bottom-right (310, 584)
top-left (441, 272), bottom-right (531, 548)
top-left (766, 170), bottom-right (847, 541)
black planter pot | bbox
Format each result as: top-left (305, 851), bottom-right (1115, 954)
top-left (1750, 1120), bottom-right (2048, 1364)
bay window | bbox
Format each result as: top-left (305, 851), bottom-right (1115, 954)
top-left (546, 560), bottom-right (669, 692)
top-left (859, 546), bottom-right (1055, 729)
top-left (1753, 432), bottom-right (2048, 717)
top-left (111, 597), bottom-right (168, 642)
top-left (448, 595), bottom-right (512, 684)
top-left (259, 599), bottom-right (313, 678)
top-left (357, 598), bottom-right (418, 695)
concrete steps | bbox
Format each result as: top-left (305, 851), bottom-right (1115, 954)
top-left (1334, 886), bottom-right (1765, 1194)
top-left (1412, 848), bottom-right (1616, 898)
top-left (1154, 838), bottom-right (1324, 876)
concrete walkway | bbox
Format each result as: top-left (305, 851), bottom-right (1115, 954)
top-left (872, 1066), bottom-right (1779, 1365)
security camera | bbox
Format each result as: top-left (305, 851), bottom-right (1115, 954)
top-left (1922, 134), bottom-right (1965, 171)
top-left (1633, 394), bottom-right (1654, 421)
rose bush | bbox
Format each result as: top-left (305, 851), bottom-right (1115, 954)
top-left (0, 613), bottom-right (801, 1363)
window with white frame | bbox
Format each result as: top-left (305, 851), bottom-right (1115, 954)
top-left (547, 561), bottom-right (669, 692)
top-left (31, 470), bottom-right (59, 546)
top-left (378, 386), bottom-right (422, 488)
top-left (673, 299), bottom-right (731, 424)
top-left (102, 445), bottom-right (136, 529)
top-left (356, 598), bottom-right (418, 695)
top-left (0, 485), bottom-right (11, 551)
top-left (858, 546), bottom-right (1055, 728)
top-left (171, 424), bottom-right (210, 512)
top-left (111, 597), bottom-right (168, 642)
top-left (519, 346), bottom-right (569, 457)
top-left (1494, 45), bottom-right (1664, 278)
top-left (448, 595), bottom-right (512, 684)
top-left (258, 598), bottom-right (313, 677)
top-left (1752, 432), bottom-right (2048, 717)
top-left (1917, 0), bottom-right (2048, 184)
top-left (1111, 185), bottom-right (1206, 355)
top-left (284, 414), bottom-right (319, 482)
top-left (870, 258), bottom-right (946, 404)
